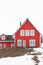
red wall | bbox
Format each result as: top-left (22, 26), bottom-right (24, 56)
top-left (15, 21), bottom-right (40, 48)
top-left (0, 42), bottom-right (14, 48)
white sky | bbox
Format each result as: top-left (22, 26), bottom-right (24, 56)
top-left (0, 0), bottom-right (43, 35)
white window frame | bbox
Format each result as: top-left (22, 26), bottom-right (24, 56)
top-left (3, 44), bottom-right (6, 48)
top-left (11, 43), bottom-right (15, 48)
top-left (2, 36), bottom-right (5, 40)
top-left (0, 44), bottom-right (2, 49)
top-left (20, 30), bottom-right (24, 36)
top-left (17, 40), bottom-right (22, 46)
top-left (25, 30), bottom-right (29, 36)
top-left (29, 39), bottom-right (36, 46)
top-left (23, 40), bottom-right (26, 47)
top-left (30, 30), bottom-right (35, 36)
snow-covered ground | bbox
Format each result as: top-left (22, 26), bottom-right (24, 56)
top-left (0, 44), bottom-right (43, 65)
top-left (0, 55), bottom-right (35, 65)
top-left (0, 53), bottom-right (43, 65)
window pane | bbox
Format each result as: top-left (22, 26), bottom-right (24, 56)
top-left (20, 30), bottom-right (24, 36)
top-left (17, 40), bottom-right (22, 46)
top-left (11, 44), bottom-right (15, 48)
top-left (0, 44), bottom-right (2, 49)
top-left (25, 30), bottom-right (29, 36)
top-left (30, 30), bottom-right (35, 36)
top-left (29, 40), bottom-right (35, 46)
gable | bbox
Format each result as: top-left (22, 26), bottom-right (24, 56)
top-left (14, 18), bottom-right (40, 35)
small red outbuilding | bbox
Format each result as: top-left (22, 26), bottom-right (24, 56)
top-left (0, 34), bottom-right (14, 49)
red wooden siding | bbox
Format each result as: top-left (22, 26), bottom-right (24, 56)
top-left (0, 42), bottom-right (14, 48)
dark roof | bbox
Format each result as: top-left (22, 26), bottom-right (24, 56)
top-left (6, 35), bottom-right (14, 41)
top-left (0, 35), bottom-right (14, 41)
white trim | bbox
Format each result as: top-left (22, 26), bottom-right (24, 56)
top-left (2, 36), bottom-right (5, 40)
top-left (23, 40), bottom-right (26, 47)
top-left (11, 43), bottom-right (15, 48)
top-left (0, 41), bottom-right (14, 42)
top-left (3, 44), bottom-right (6, 48)
top-left (29, 39), bottom-right (36, 46)
top-left (40, 35), bottom-right (41, 46)
top-left (17, 39), bottom-right (22, 46)
top-left (30, 30), bottom-right (35, 36)
top-left (25, 30), bottom-right (29, 36)
top-left (0, 44), bottom-right (2, 49)
top-left (20, 30), bottom-right (24, 36)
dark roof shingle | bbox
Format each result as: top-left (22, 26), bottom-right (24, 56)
top-left (0, 35), bottom-right (14, 41)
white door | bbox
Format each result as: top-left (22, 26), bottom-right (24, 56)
top-left (4, 44), bottom-right (6, 48)
top-left (0, 44), bottom-right (2, 49)
top-left (23, 40), bottom-right (26, 47)
top-left (11, 44), bottom-right (15, 48)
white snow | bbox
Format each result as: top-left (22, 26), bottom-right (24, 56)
top-left (0, 55), bottom-right (35, 65)
top-left (34, 48), bottom-right (43, 53)
top-left (40, 43), bottom-right (43, 48)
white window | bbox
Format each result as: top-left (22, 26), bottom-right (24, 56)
top-left (25, 30), bottom-right (29, 36)
top-left (20, 30), bottom-right (24, 36)
top-left (29, 40), bottom-right (36, 46)
top-left (30, 30), bottom-right (35, 36)
top-left (11, 44), bottom-right (15, 48)
top-left (0, 44), bottom-right (2, 49)
top-left (23, 40), bottom-right (26, 47)
top-left (17, 40), bottom-right (22, 46)
top-left (3, 44), bottom-right (6, 48)
top-left (2, 36), bottom-right (5, 40)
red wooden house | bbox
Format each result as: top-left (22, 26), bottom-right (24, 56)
top-left (13, 18), bottom-right (41, 48)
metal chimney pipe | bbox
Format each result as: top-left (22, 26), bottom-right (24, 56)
top-left (20, 22), bottom-right (21, 26)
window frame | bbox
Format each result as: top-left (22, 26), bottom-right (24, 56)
top-left (30, 30), bottom-right (35, 36)
top-left (11, 43), bottom-right (15, 48)
top-left (20, 30), bottom-right (24, 36)
top-left (29, 39), bottom-right (36, 46)
top-left (0, 44), bottom-right (2, 49)
top-left (3, 44), bottom-right (6, 48)
top-left (23, 40), bottom-right (26, 47)
top-left (2, 36), bottom-right (5, 40)
top-left (17, 40), bottom-right (22, 46)
top-left (25, 30), bottom-right (29, 36)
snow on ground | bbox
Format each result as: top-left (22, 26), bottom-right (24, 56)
top-left (0, 55), bottom-right (35, 65)
top-left (33, 45), bottom-right (43, 65)
top-left (34, 44), bottom-right (43, 54)
top-left (34, 48), bottom-right (43, 53)
top-left (41, 43), bottom-right (43, 47)
top-left (38, 55), bottom-right (43, 65)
